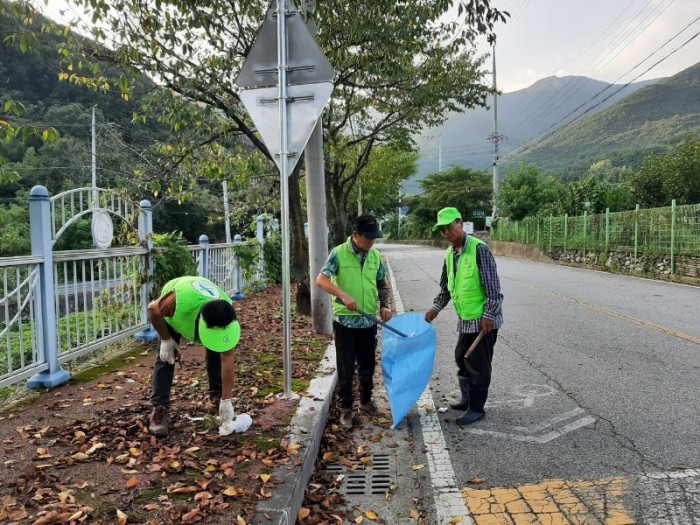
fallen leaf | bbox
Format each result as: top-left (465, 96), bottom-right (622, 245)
top-left (412, 464), bottom-right (425, 471)
top-left (297, 507), bottom-right (310, 520)
top-left (116, 509), bottom-right (128, 525)
top-left (125, 477), bottom-right (138, 489)
top-left (467, 478), bottom-right (485, 484)
top-left (259, 473), bottom-right (271, 483)
top-left (364, 509), bottom-right (379, 520)
top-left (182, 508), bottom-right (202, 523)
top-left (409, 509), bottom-right (419, 519)
top-left (448, 517), bottom-right (464, 524)
top-left (354, 517), bottom-right (364, 524)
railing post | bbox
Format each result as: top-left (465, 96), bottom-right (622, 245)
top-left (670, 199), bottom-right (676, 275)
top-left (634, 204), bottom-right (639, 261)
top-left (605, 207), bottom-right (610, 252)
top-left (198, 235), bottom-right (209, 279)
top-left (232, 234), bottom-right (245, 300)
top-left (583, 210), bottom-right (588, 259)
top-left (548, 215), bottom-right (553, 253)
top-left (27, 186), bottom-right (70, 389)
top-left (135, 199), bottom-right (158, 342)
top-left (256, 215), bottom-right (265, 282)
top-left (564, 213), bottom-right (568, 257)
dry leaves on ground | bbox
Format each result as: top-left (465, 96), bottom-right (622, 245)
top-left (0, 286), bottom-right (331, 525)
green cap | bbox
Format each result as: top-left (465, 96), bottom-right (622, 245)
top-left (198, 317), bottom-right (241, 352)
top-left (432, 207), bottom-right (462, 231)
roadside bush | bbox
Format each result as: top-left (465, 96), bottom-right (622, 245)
top-left (263, 231), bottom-right (282, 284)
top-left (151, 232), bottom-right (198, 298)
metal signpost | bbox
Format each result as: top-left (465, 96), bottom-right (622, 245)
top-left (235, 0), bottom-right (334, 399)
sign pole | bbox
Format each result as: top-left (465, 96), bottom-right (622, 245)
top-left (277, 0), bottom-right (293, 399)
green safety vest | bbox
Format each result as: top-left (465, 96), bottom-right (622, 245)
top-left (331, 238), bottom-right (380, 317)
top-left (161, 276), bottom-right (232, 342)
top-left (446, 236), bottom-right (487, 321)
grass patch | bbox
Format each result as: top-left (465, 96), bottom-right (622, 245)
top-left (69, 346), bottom-right (150, 385)
top-left (258, 354), bottom-right (278, 365)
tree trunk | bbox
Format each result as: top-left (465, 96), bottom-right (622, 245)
top-left (331, 177), bottom-right (349, 246)
top-left (288, 168), bottom-right (311, 316)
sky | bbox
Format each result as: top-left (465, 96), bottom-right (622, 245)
top-left (486, 0), bottom-right (700, 92)
top-left (38, 0), bottom-right (700, 92)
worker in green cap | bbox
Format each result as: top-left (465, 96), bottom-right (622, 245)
top-left (425, 207), bottom-right (504, 425)
top-left (147, 276), bottom-right (241, 436)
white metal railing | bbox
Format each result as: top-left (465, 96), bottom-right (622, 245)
top-left (52, 247), bottom-right (149, 363)
top-left (0, 256), bottom-right (47, 388)
top-left (0, 188), bottom-right (269, 390)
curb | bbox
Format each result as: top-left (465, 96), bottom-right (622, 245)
top-left (253, 341), bottom-right (337, 524)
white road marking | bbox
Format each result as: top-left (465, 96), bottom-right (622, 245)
top-left (509, 407), bottom-right (586, 433)
top-left (466, 416), bottom-right (597, 443)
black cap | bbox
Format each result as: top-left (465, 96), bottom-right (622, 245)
top-left (354, 214), bottom-right (383, 240)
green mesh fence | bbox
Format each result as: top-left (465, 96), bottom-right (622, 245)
top-left (493, 202), bottom-right (700, 271)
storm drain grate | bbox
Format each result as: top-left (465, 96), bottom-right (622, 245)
top-left (325, 454), bottom-right (395, 496)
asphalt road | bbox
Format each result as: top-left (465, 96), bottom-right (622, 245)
top-left (380, 242), bottom-right (700, 524)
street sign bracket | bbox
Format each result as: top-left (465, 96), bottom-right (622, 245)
top-left (259, 94), bottom-right (316, 105)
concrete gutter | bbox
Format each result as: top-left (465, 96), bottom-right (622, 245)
top-left (253, 342), bottom-right (337, 524)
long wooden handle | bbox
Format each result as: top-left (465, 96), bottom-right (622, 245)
top-left (464, 330), bottom-right (485, 359)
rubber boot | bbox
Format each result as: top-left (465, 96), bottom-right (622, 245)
top-left (456, 387), bottom-right (488, 425)
top-left (450, 376), bottom-right (470, 411)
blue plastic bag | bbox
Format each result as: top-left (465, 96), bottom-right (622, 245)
top-left (381, 313), bottom-right (437, 429)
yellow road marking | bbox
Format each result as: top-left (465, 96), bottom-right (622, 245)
top-left (512, 279), bottom-right (700, 345)
top-left (463, 477), bottom-right (636, 525)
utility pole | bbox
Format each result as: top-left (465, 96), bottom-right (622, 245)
top-left (489, 45), bottom-right (501, 219)
top-left (222, 180), bottom-right (231, 243)
top-left (301, 0), bottom-right (332, 334)
top-left (91, 105), bottom-right (97, 203)
top-left (438, 134), bottom-right (443, 172)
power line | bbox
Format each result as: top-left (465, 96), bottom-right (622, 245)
top-left (511, 26), bottom-right (700, 157)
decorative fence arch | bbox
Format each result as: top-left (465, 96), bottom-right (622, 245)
top-left (0, 186), bottom-right (155, 389)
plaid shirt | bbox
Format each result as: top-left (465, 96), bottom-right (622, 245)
top-left (320, 241), bottom-right (391, 329)
top-left (430, 236), bottom-right (504, 334)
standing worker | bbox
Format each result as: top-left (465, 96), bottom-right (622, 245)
top-left (316, 215), bottom-right (393, 429)
top-left (425, 207), bottom-right (504, 425)
top-left (147, 276), bottom-right (241, 436)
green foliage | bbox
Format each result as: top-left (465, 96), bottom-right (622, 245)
top-left (348, 146), bottom-right (418, 219)
top-left (401, 166), bottom-right (492, 237)
top-left (151, 233), bottom-right (198, 298)
top-left (498, 163), bottom-right (564, 220)
top-left (0, 201), bottom-right (29, 256)
top-left (628, 135), bottom-right (700, 207)
top-left (54, 218), bottom-right (93, 251)
top-left (262, 232), bottom-right (282, 285)
top-left (235, 242), bottom-right (260, 284)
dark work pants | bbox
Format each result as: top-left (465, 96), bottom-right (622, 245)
top-left (333, 321), bottom-right (378, 410)
top-left (454, 329), bottom-right (498, 389)
top-left (150, 322), bottom-right (222, 408)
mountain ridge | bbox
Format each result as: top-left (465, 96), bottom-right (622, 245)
top-left (406, 73), bottom-right (660, 194)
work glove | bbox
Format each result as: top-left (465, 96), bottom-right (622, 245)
top-left (218, 399), bottom-right (235, 424)
top-left (159, 338), bottom-right (178, 365)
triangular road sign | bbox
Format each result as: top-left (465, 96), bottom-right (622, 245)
top-left (235, 0), bottom-right (334, 89)
top-left (240, 82), bottom-right (333, 177)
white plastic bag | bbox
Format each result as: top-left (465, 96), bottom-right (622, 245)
top-left (219, 413), bottom-right (253, 435)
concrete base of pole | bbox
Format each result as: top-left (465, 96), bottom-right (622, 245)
top-left (27, 369), bottom-right (71, 389)
top-left (135, 327), bottom-right (159, 342)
